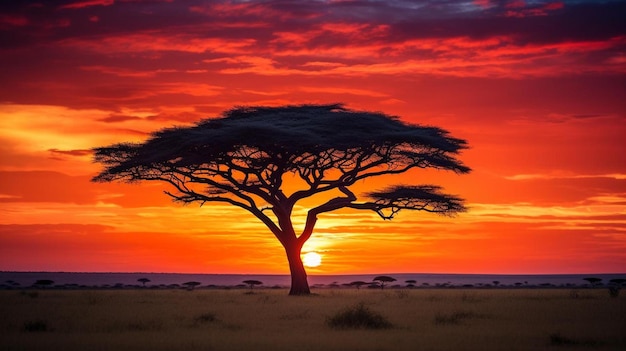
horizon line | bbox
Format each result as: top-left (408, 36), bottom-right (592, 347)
top-left (2, 271), bottom-right (625, 276)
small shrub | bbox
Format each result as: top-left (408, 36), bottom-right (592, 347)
top-left (327, 302), bottom-right (392, 330)
top-left (194, 312), bottom-right (217, 324)
top-left (549, 333), bottom-right (600, 347)
top-left (22, 320), bottom-right (47, 332)
top-left (280, 310), bottom-right (311, 320)
top-left (20, 291), bottom-right (39, 299)
top-left (125, 320), bottom-right (163, 331)
top-left (434, 311), bottom-right (484, 325)
top-left (568, 290), bottom-right (595, 300)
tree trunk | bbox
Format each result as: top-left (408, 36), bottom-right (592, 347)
top-left (285, 243), bottom-right (310, 295)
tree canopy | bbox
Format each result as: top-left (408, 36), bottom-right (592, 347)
top-left (93, 104), bottom-right (470, 295)
top-left (373, 275), bottom-right (397, 289)
top-left (243, 280), bottom-right (263, 290)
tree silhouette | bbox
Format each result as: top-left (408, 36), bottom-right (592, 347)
top-left (583, 277), bottom-right (602, 287)
top-left (182, 281), bottom-right (201, 290)
top-left (243, 280), bottom-right (263, 290)
top-left (373, 276), bottom-right (397, 289)
top-left (608, 279), bottom-right (624, 298)
top-left (34, 279), bottom-right (54, 288)
top-left (609, 278), bottom-right (626, 286)
top-left (137, 278), bottom-right (150, 287)
top-left (93, 104), bottom-right (469, 295)
top-left (348, 281), bottom-right (369, 290)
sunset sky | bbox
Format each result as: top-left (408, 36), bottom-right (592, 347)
top-left (1, 0), bottom-right (624, 275)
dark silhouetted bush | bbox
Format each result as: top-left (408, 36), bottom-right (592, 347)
top-left (183, 281), bottom-right (201, 290)
top-left (327, 302), bottom-right (392, 329)
top-left (434, 311), bottom-right (485, 325)
top-left (348, 281), bottom-right (368, 289)
top-left (34, 279), bottom-right (54, 288)
top-left (549, 333), bottom-right (599, 347)
top-left (22, 320), bottom-right (47, 332)
top-left (194, 312), bottom-right (217, 324)
top-left (20, 291), bottom-right (39, 299)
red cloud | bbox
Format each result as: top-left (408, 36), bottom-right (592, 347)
top-left (59, 0), bottom-right (114, 10)
top-left (504, 1), bottom-right (565, 17)
top-left (190, 1), bottom-right (321, 21)
top-left (506, 0), bottom-right (526, 9)
top-left (473, 0), bottom-right (492, 8)
top-left (0, 14), bottom-right (29, 27)
top-left (211, 35), bottom-right (626, 78)
top-left (97, 114), bottom-right (142, 123)
top-left (48, 148), bottom-right (93, 157)
top-left (60, 33), bottom-right (256, 54)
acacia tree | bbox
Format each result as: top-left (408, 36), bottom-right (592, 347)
top-left (34, 279), bottom-right (54, 288)
top-left (137, 278), bottom-right (150, 287)
top-left (243, 279), bottom-right (263, 290)
top-left (92, 104), bottom-right (469, 295)
top-left (183, 281), bottom-right (201, 290)
top-left (349, 281), bottom-right (369, 290)
top-left (583, 277), bottom-right (602, 287)
top-left (373, 275), bottom-right (397, 289)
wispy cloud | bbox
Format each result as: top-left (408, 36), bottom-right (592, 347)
top-left (505, 173), bottom-right (626, 180)
top-left (59, 0), bottom-right (114, 10)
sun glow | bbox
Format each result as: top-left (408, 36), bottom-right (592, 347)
top-left (302, 252), bottom-right (322, 268)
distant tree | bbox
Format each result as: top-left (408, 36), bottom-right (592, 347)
top-left (183, 281), bottom-right (201, 290)
top-left (583, 277), bottom-right (602, 287)
top-left (348, 281), bottom-right (369, 290)
top-left (34, 279), bottom-right (54, 288)
top-left (609, 278), bottom-right (626, 286)
top-left (405, 279), bottom-right (417, 288)
top-left (373, 276), bottom-right (397, 290)
top-left (493, 281), bottom-right (500, 286)
top-left (608, 278), bottom-right (625, 298)
top-left (137, 278), bottom-right (150, 287)
top-left (243, 280), bottom-right (263, 290)
top-left (93, 104), bottom-right (469, 295)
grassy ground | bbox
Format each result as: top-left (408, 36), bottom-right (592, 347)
top-left (0, 288), bottom-right (624, 351)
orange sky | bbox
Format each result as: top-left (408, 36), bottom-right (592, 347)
top-left (1, 0), bottom-right (625, 274)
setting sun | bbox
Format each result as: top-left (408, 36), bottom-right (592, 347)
top-left (303, 252), bottom-right (322, 268)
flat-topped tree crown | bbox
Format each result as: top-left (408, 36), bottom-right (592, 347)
top-left (93, 104), bottom-right (470, 295)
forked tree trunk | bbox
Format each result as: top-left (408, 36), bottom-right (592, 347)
top-left (284, 242), bottom-right (310, 295)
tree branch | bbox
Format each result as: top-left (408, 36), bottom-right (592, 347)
top-left (298, 186), bottom-right (356, 245)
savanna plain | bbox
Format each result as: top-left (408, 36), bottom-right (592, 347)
top-left (1, 288), bottom-right (624, 351)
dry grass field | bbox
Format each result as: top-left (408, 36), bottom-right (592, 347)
top-left (0, 288), bottom-right (624, 351)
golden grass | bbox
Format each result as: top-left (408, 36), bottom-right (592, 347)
top-left (0, 288), bottom-right (624, 351)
